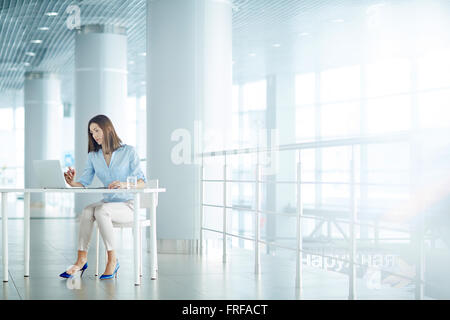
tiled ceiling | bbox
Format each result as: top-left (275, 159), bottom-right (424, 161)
top-left (232, 0), bottom-right (450, 81)
top-left (0, 0), bottom-right (449, 104)
top-left (0, 0), bottom-right (146, 101)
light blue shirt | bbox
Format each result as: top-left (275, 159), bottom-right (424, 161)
top-left (76, 144), bottom-right (147, 203)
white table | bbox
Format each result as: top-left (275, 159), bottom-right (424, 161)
top-left (0, 187), bottom-right (165, 286)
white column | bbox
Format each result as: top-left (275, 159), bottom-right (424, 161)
top-left (147, 0), bottom-right (232, 243)
top-left (24, 72), bottom-right (63, 206)
top-left (202, 0), bottom-right (233, 152)
top-left (2, 192), bottom-right (8, 282)
top-left (133, 193), bottom-right (140, 285)
top-left (74, 24), bottom-right (128, 214)
top-left (267, 74), bottom-right (297, 252)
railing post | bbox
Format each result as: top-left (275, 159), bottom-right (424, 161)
top-left (415, 226), bottom-right (425, 300)
top-left (374, 219), bottom-right (379, 247)
top-left (295, 151), bottom-right (303, 295)
top-left (223, 154), bottom-right (227, 263)
top-left (24, 192), bottom-right (31, 277)
top-left (199, 154), bottom-right (204, 255)
top-left (255, 161), bottom-right (261, 274)
top-left (349, 145), bottom-right (357, 300)
top-left (411, 133), bottom-right (424, 300)
top-left (2, 192), bottom-right (8, 282)
top-left (150, 180), bottom-right (159, 279)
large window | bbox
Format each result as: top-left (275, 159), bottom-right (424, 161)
top-left (366, 95), bottom-right (411, 134)
top-left (320, 65), bottom-right (360, 103)
top-left (291, 51), bottom-right (450, 226)
top-left (417, 48), bottom-right (450, 130)
top-left (202, 0), bottom-right (450, 299)
top-left (0, 108), bottom-right (13, 131)
top-left (0, 106), bottom-right (24, 188)
top-left (295, 73), bottom-right (315, 141)
top-left (237, 80), bottom-right (267, 148)
top-left (417, 48), bottom-right (450, 90)
top-left (366, 59), bottom-right (411, 98)
top-left (321, 101), bottom-right (360, 138)
top-left (418, 90), bottom-right (450, 129)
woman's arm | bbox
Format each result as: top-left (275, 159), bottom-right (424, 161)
top-left (108, 179), bottom-right (146, 189)
top-left (64, 167), bottom-right (86, 188)
top-left (70, 181), bottom-right (85, 188)
top-left (137, 179), bottom-right (146, 189)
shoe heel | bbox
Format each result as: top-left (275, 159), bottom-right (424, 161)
top-left (114, 260), bottom-right (120, 278)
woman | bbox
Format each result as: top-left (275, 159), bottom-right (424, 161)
top-left (60, 114), bottom-right (146, 280)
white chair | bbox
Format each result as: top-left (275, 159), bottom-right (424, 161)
top-left (94, 180), bottom-right (159, 278)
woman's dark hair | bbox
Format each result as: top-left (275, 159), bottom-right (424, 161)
top-left (87, 114), bottom-right (122, 154)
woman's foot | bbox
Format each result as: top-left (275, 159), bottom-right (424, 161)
top-left (66, 259), bottom-right (87, 275)
top-left (103, 259), bottom-right (117, 276)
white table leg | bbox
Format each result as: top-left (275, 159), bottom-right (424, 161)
top-left (2, 193), bottom-right (8, 282)
top-left (150, 193), bottom-right (157, 280)
top-left (24, 192), bottom-right (30, 277)
top-left (133, 193), bottom-right (140, 286)
top-left (95, 225), bottom-right (99, 276)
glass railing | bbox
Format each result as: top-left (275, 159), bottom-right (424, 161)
top-left (198, 132), bottom-right (449, 299)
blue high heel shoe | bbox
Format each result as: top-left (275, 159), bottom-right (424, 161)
top-left (99, 260), bottom-right (120, 280)
top-left (59, 262), bottom-right (88, 279)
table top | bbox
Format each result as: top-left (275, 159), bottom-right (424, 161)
top-left (0, 187), bottom-right (166, 193)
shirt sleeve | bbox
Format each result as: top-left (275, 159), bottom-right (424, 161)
top-left (76, 153), bottom-right (95, 187)
top-left (129, 146), bottom-right (147, 183)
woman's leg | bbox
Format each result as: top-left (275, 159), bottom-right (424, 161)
top-left (94, 201), bottom-right (134, 275)
top-left (78, 202), bottom-right (103, 251)
top-left (65, 201), bottom-right (102, 275)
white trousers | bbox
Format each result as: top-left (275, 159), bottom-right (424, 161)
top-left (78, 200), bottom-right (134, 251)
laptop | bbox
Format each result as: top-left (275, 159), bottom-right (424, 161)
top-left (33, 160), bottom-right (106, 189)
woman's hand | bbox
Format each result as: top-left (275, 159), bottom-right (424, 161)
top-left (108, 181), bottom-right (125, 189)
top-left (64, 167), bottom-right (76, 186)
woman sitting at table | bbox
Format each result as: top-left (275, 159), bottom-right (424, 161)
top-left (60, 114), bottom-right (146, 280)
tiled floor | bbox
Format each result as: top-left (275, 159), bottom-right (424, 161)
top-left (0, 201), bottom-right (428, 300)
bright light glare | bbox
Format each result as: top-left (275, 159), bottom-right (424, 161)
top-left (367, 95), bottom-right (411, 134)
top-left (418, 48), bottom-right (450, 90)
top-left (418, 90), bottom-right (450, 129)
top-left (320, 65), bottom-right (360, 102)
top-left (295, 73), bottom-right (315, 105)
top-left (243, 80), bottom-right (266, 111)
top-left (0, 108), bottom-right (13, 130)
top-left (366, 59), bottom-right (411, 97)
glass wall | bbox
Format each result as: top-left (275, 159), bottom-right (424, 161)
top-left (0, 102), bottom-right (24, 188)
top-left (202, 0), bottom-right (450, 299)
top-left (0, 93), bottom-right (147, 218)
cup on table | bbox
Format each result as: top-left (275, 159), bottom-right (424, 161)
top-left (127, 176), bottom-right (138, 189)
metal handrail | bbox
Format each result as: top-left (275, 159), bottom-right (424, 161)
top-left (198, 132), bottom-right (427, 299)
top-left (201, 226), bottom-right (421, 284)
top-left (201, 203), bottom-right (412, 233)
top-left (201, 179), bottom-right (410, 187)
top-left (198, 132), bottom-right (411, 157)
